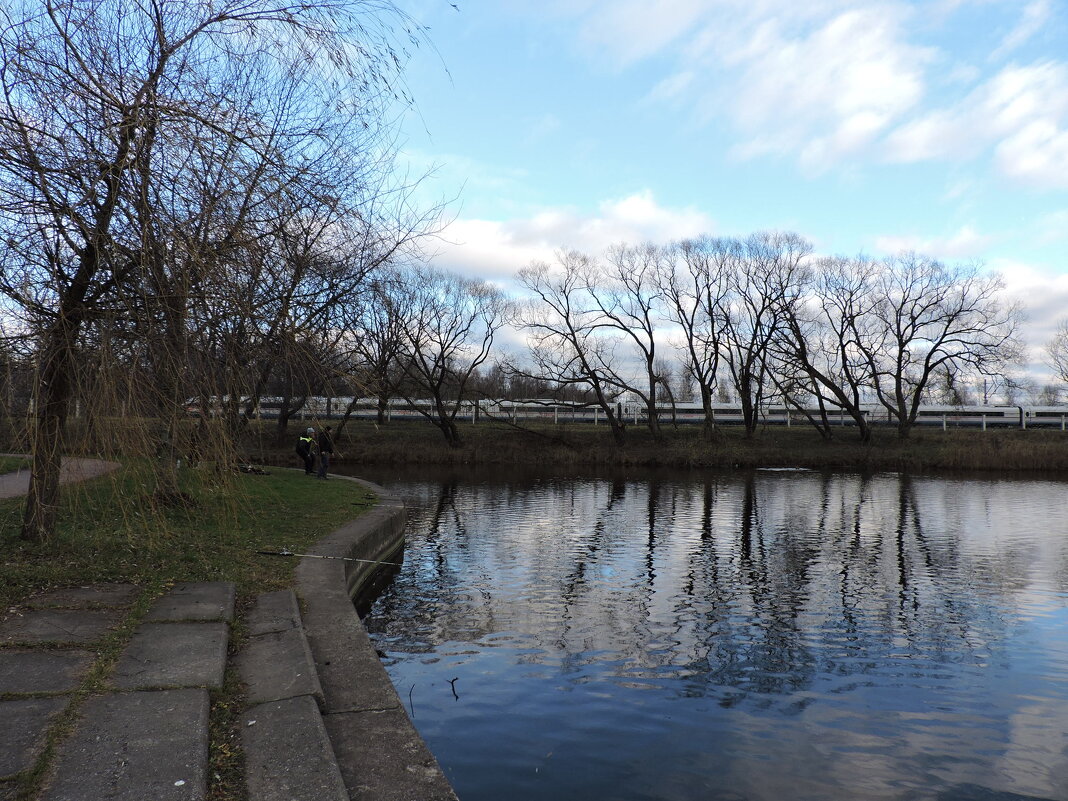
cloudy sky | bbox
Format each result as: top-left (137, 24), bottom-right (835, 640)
top-left (395, 0), bottom-right (1068, 365)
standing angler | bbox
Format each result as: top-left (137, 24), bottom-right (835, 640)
top-left (317, 426), bottom-right (334, 480)
top-left (296, 427), bottom-right (316, 475)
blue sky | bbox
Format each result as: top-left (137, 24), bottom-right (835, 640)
top-left (395, 0), bottom-right (1068, 363)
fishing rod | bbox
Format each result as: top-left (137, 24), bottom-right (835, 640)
top-left (255, 547), bottom-right (402, 567)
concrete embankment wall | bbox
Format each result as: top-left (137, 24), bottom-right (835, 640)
top-left (294, 478), bottom-right (457, 801)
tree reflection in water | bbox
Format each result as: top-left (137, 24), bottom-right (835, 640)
top-left (360, 467), bottom-right (1068, 801)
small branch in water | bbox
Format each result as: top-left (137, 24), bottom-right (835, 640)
top-left (408, 684), bottom-right (416, 718)
top-left (448, 676), bottom-right (460, 701)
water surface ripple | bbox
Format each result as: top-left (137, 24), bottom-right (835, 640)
top-left (360, 468), bottom-right (1068, 801)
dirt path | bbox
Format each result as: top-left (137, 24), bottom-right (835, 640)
top-left (0, 456), bottom-right (120, 499)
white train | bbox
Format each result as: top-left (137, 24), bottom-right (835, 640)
top-left (221, 397), bottom-right (1068, 430)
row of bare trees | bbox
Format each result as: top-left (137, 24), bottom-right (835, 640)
top-left (511, 233), bottom-right (1022, 444)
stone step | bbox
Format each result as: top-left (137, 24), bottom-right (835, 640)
top-left (245, 589), bottom-right (302, 636)
top-left (242, 696), bottom-right (348, 801)
top-left (236, 627), bottom-right (323, 706)
top-left (0, 608), bottom-right (123, 645)
top-left (41, 689), bottom-right (209, 801)
top-left (238, 590), bottom-right (344, 801)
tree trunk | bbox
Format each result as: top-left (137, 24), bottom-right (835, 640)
top-left (21, 331), bottom-right (74, 542)
top-left (700, 386), bottom-right (717, 441)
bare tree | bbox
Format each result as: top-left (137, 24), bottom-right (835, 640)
top-left (721, 232), bottom-right (811, 436)
top-left (864, 253), bottom-right (1020, 437)
top-left (773, 255), bottom-right (880, 442)
top-left (511, 252), bottom-right (628, 445)
top-left (592, 243), bottom-right (668, 438)
top-left (398, 265), bottom-right (509, 448)
top-left (658, 236), bottom-right (733, 439)
top-left (336, 266), bottom-right (414, 429)
top-left (1046, 319), bottom-right (1068, 386)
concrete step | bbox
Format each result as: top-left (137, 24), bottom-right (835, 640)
top-left (243, 696), bottom-right (348, 801)
top-left (238, 590), bottom-right (344, 801)
top-left (236, 627), bottom-right (323, 706)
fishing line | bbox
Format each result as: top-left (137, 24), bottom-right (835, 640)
top-left (255, 547), bottom-right (402, 567)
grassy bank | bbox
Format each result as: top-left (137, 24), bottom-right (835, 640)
top-left (0, 462), bottom-right (375, 610)
top-left (247, 419), bottom-right (1068, 475)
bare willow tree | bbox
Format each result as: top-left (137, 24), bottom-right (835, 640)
top-left (336, 265), bottom-right (414, 429)
top-left (720, 232), bottom-right (811, 436)
top-left (512, 252), bottom-right (628, 445)
top-left (658, 236), bottom-right (733, 440)
top-left (593, 243), bottom-right (668, 438)
top-left (397, 264), bottom-right (509, 448)
top-left (863, 253), bottom-right (1020, 438)
top-left (1047, 319), bottom-right (1068, 386)
top-left (772, 255), bottom-right (878, 442)
top-left (0, 0), bottom-right (422, 541)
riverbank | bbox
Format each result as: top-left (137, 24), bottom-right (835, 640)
top-left (246, 420), bottom-right (1068, 475)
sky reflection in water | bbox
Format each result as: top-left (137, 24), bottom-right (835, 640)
top-left (360, 469), bottom-right (1068, 801)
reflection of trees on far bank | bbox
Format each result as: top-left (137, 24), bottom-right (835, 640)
top-left (367, 471), bottom-right (1068, 704)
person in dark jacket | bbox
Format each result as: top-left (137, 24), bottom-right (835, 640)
top-left (296, 427), bottom-right (316, 475)
top-left (316, 425), bottom-right (334, 480)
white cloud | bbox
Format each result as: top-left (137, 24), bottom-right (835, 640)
top-left (873, 225), bottom-right (996, 259)
top-left (524, 113), bottom-right (561, 143)
top-left (428, 190), bottom-right (716, 283)
top-left (572, 0), bottom-right (709, 67)
top-left (990, 0), bottom-right (1052, 61)
top-left (885, 61), bottom-right (1068, 188)
top-left (546, 0), bottom-right (1068, 185)
top-left (994, 257), bottom-right (1068, 361)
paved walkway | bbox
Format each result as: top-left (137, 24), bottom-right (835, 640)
top-left (0, 582), bottom-right (234, 800)
top-left (0, 582), bottom-right (378, 801)
top-left (0, 457), bottom-right (120, 500)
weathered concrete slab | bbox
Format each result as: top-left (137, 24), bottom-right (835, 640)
top-left (246, 590), bottom-right (300, 636)
top-left (243, 696), bottom-right (348, 801)
top-left (297, 576), bottom-right (405, 714)
top-left (237, 628), bottom-right (323, 706)
top-left (42, 689), bottom-right (208, 801)
top-left (144, 582), bottom-right (235, 623)
top-left (27, 584), bottom-right (140, 609)
top-left (112, 622), bottom-right (228, 690)
top-left (0, 609), bottom-right (123, 645)
top-left (323, 708), bottom-right (458, 801)
top-left (0, 649), bottom-right (94, 694)
top-left (0, 697), bottom-right (68, 779)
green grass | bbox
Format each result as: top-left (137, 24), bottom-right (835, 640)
top-left (0, 454), bottom-right (30, 474)
top-left (0, 460), bottom-right (376, 610)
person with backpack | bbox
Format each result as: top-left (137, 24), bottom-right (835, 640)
top-left (296, 427), bottom-right (316, 475)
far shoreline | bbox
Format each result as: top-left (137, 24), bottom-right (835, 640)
top-left (241, 420), bottom-right (1068, 477)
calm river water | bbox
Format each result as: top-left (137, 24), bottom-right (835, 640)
top-left (353, 466), bottom-right (1068, 801)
